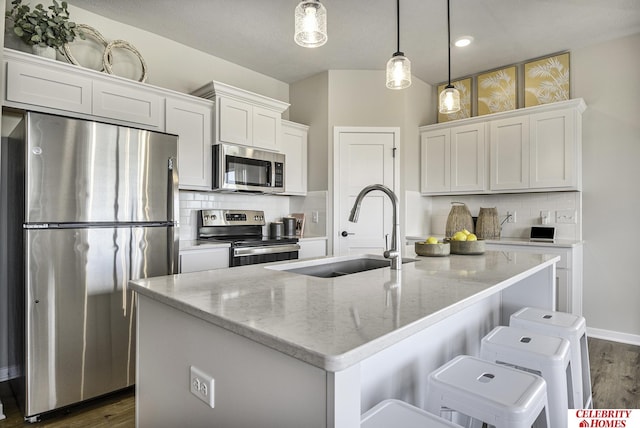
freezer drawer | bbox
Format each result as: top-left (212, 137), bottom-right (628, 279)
top-left (23, 225), bottom-right (173, 417)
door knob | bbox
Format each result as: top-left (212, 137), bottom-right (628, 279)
top-left (341, 231), bottom-right (355, 237)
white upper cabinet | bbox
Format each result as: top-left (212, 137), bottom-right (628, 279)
top-left (420, 123), bottom-right (485, 195)
top-left (2, 48), bottom-right (173, 132)
top-left (489, 116), bottom-right (530, 191)
top-left (192, 81), bottom-right (289, 152)
top-left (529, 108), bottom-right (580, 190)
top-left (165, 95), bottom-right (214, 190)
top-left (421, 98), bottom-right (585, 195)
top-left (281, 120), bottom-right (308, 195)
top-left (5, 58), bottom-right (92, 114)
top-left (490, 104), bottom-right (583, 192)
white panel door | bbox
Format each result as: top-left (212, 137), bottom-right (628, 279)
top-left (334, 127), bottom-right (398, 256)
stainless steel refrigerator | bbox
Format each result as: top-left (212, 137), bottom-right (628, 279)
top-left (1, 111), bottom-right (179, 421)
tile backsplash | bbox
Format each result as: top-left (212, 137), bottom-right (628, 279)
top-left (179, 190), bottom-right (329, 241)
top-left (427, 192), bottom-right (582, 240)
top-left (179, 191), bottom-right (292, 240)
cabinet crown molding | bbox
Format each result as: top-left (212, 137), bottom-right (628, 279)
top-left (420, 98), bottom-right (586, 132)
top-left (192, 80), bottom-right (290, 113)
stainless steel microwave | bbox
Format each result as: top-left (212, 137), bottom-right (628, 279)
top-left (213, 143), bottom-right (285, 193)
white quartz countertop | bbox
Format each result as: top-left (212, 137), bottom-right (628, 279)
top-left (130, 250), bottom-right (559, 372)
top-left (179, 240), bottom-right (231, 251)
top-left (406, 236), bottom-right (582, 248)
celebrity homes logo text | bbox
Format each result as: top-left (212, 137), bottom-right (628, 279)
top-left (568, 409), bottom-right (640, 427)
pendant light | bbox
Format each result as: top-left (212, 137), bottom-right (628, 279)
top-left (386, 0), bottom-right (411, 90)
top-left (439, 0), bottom-right (461, 113)
top-left (294, 0), bottom-right (327, 48)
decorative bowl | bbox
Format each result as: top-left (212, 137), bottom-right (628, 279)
top-left (448, 239), bottom-right (485, 255)
top-left (415, 241), bottom-right (450, 257)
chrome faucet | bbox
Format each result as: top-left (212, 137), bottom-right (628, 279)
top-left (349, 184), bottom-right (402, 270)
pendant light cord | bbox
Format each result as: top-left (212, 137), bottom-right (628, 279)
top-left (447, 0), bottom-right (452, 86)
top-left (396, 0), bottom-right (401, 54)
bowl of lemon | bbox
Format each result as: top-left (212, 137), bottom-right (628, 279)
top-left (447, 229), bottom-right (485, 255)
top-left (415, 236), bottom-right (450, 257)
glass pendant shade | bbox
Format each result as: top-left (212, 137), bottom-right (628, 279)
top-left (294, 0), bottom-right (327, 48)
top-left (386, 53), bottom-right (411, 90)
top-left (439, 85), bottom-right (461, 114)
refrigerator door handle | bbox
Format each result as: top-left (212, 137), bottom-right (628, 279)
top-left (168, 156), bottom-right (180, 274)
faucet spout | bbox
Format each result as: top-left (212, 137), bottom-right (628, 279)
top-left (349, 184), bottom-right (402, 270)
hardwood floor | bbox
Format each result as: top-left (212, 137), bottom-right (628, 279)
top-left (0, 385), bottom-right (134, 427)
top-left (0, 338), bottom-right (637, 426)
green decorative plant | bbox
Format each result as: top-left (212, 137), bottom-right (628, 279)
top-left (5, 0), bottom-right (83, 49)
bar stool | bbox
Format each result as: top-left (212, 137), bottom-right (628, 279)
top-left (481, 326), bottom-right (573, 428)
top-left (361, 399), bottom-right (461, 428)
top-left (510, 306), bottom-right (593, 409)
top-left (425, 355), bottom-right (550, 428)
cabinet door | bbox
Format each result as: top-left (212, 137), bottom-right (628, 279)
top-left (529, 108), bottom-right (578, 190)
top-left (92, 80), bottom-right (163, 128)
top-left (252, 106), bottom-right (281, 151)
top-left (451, 123), bottom-right (486, 192)
top-left (166, 97), bottom-right (213, 190)
top-left (298, 240), bottom-right (327, 260)
top-left (218, 97), bottom-right (252, 145)
top-left (6, 60), bottom-right (92, 114)
top-left (490, 116), bottom-right (529, 191)
top-left (179, 248), bottom-right (229, 273)
top-left (420, 129), bottom-right (450, 194)
top-left (281, 122), bottom-right (308, 195)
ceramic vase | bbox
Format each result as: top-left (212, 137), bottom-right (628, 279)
top-left (31, 45), bottom-right (57, 60)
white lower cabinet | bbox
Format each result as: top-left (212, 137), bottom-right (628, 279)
top-left (179, 247), bottom-right (229, 273)
top-left (165, 96), bottom-right (213, 190)
top-left (298, 239), bottom-right (327, 260)
top-left (486, 242), bottom-right (583, 315)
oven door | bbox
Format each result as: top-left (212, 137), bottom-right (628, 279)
top-left (213, 144), bottom-right (285, 193)
top-left (231, 244), bottom-right (300, 267)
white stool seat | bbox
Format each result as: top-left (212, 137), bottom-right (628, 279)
top-left (481, 326), bottom-right (573, 428)
top-left (426, 355), bottom-right (550, 428)
top-left (361, 399), bottom-right (461, 428)
top-left (510, 306), bottom-right (593, 409)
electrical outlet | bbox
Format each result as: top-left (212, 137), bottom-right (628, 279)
top-left (556, 209), bottom-right (576, 224)
top-left (540, 210), bottom-right (550, 225)
top-left (506, 210), bottom-right (516, 223)
top-left (312, 211), bottom-right (319, 223)
top-left (190, 366), bottom-right (215, 408)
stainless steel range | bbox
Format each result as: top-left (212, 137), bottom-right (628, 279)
top-left (197, 209), bottom-right (300, 267)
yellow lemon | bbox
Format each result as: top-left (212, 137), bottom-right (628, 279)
top-left (426, 236), bottom-right (439, 245)
top-left (466, 233), bottom-right (478, 241)
top-left (462, 229), bottom-right (471, 236)
top-left (452, 231), bottom-right (467, 241)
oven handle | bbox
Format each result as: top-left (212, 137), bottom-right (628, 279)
top-left (233, 244), bottom-right (300, 257)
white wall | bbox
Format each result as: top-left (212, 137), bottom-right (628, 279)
top-left (572, 33), bottom-right (640, 342)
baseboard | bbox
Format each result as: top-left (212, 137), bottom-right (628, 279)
top-left (587, 327), bottom-right (640, 346)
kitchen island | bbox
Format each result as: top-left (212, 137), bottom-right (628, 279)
top-left (130, 249), bottom-right (559, 428)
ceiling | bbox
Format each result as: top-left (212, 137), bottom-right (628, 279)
top-left (64, 0), bottom-right (640, 86)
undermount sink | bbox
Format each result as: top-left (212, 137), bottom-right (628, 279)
top-left (268, 255), bottom-right (416, 278)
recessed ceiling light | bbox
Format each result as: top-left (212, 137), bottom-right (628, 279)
top-left (454, 36), bottom-right (474, 47)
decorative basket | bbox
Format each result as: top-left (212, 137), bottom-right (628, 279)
top-left (476, 207), bottom-right (500, 239)
top-left (445, 202), bottom-right (474, 238)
